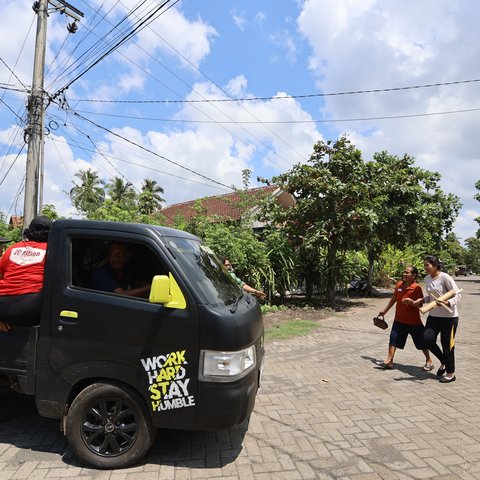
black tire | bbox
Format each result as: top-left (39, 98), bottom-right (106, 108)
top-left (66, 382), bottom-right (156, 469)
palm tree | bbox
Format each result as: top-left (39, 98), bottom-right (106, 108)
top-left (138, 178), bottom-right (165, 215)
top-left (106, 176), bottom-right (135, 203)
top-left (70, 168), bottom-right (105, 216)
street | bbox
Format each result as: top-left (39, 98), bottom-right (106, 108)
top-left (1, 276), bottom-right (479, 479)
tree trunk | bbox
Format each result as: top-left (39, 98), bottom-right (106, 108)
top-left (366, 250), bottom-right (375, 295)
top-left (326, 248), bottom-right (337, 303)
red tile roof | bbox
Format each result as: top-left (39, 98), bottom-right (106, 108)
top-left (161, 186), bottom-right (280, 224)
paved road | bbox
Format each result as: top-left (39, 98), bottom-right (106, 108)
top-left (0, 276), bottom-right (479, 479)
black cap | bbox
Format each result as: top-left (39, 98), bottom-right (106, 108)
top-left (28, 216), bottom-right (52, 232)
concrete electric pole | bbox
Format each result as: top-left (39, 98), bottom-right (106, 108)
top-left (23, 0), bottom-right (83, 227)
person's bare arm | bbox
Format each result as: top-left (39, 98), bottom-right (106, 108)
top-left (242, 284), bottom-right (267, 300)
top-left (114, 284), bottom-right (151, 298)
top-left (379, 294), bottom-right (396, 316)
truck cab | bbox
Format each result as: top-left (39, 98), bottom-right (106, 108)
top-left (0, 220), bottom-right (264, 469)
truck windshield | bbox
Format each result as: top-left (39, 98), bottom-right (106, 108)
top-left (166, 237), bottom-right (242, 306)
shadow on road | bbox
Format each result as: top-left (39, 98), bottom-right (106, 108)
top-left (0, 385), bottom-right (247, 469)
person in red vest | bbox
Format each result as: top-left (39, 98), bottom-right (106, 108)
top-left (0, 216), bottom-right (52, 333)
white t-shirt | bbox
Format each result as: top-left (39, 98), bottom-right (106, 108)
top-left (424, 272), bottom-right (461, 318)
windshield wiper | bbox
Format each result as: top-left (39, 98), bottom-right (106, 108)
top-left (230, 292), bottom-right (244, 314)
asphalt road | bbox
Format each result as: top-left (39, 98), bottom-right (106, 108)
top-left (0, 276), bottom-right (479, 479)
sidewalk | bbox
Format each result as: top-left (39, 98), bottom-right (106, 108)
top-left (0, 277), bottom-right (478, 479)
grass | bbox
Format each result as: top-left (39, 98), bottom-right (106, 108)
top-left (261, 304), bottom-right (289, 314)
top-left (265, 318), bottom-right (320, 340)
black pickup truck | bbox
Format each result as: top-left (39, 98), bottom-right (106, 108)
top-left (0, 219), bottom-right (264, 469)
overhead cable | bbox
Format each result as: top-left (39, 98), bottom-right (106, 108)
top-left (72, 106), bottom-right (480, 124)
top-left (70, 78), bottom-right (480, 104)
top-left (70, 110), bottom-right (234, 191)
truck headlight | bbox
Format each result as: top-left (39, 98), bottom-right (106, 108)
top-left (199, 346), bottom-right (256, 382)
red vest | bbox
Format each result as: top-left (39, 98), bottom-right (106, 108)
top-left (0, 241), bottom-right (47, 295)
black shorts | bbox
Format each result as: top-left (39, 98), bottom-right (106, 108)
top-left (389, 321), bottom-right (426, 350)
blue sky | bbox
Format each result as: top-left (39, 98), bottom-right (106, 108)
top-left (1, 0), bottom-right (479, 242)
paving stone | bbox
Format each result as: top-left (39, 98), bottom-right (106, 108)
top-left (1, 280), bottom-right (479, 478)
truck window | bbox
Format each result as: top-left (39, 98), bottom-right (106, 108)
top-left (71, 238), bottom-right (167, 298)
top-left (166, 237), bottom-right (241, 307)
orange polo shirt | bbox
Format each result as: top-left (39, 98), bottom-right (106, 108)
top-left (394, 280), bottom-right (423, 325)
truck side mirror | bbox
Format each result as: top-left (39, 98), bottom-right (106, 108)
top-left (149, 273), bottom-right (186, 309)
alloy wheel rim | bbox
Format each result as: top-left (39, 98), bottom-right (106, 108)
top-left (81, 398), bottom-right (138, 457)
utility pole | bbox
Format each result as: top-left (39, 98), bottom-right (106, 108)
top-left (24, 0), bottom-right (48, 227)
top-left (23, 0), bottom-right (83, 227)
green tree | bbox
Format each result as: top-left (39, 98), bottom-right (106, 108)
top-left (202, 223), bottom-right (268, 291)
top-left (465, 237), bottom-right (480, 273)
top-left (69, 169), bottom-right (105, 217)
top-left (41, 204), bottom-right (60, 220)
top-left (138, 179), bottom-right (165, 215)
top-left (89, 199), bottom-right (139, 223)
top-left (106, 177), bottom-right (136, 204)
top-left (260, 136), bottom-right (372, 302)
top-left (363, 152), bottom-right (461, 290)
top-left (475, 180), bottom-right (480, 238)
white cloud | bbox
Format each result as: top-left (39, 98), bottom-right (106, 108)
top-left (232, 12), bottom-right (247, 31)
top-left (297, 0), bottom-right (480, 241)
top-left (226, 75), bottom-right (248, 97)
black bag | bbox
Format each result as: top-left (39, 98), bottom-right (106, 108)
top-left (373, 315), bottom-right (388, 330)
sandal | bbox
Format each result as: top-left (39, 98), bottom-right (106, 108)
top-left (0, 321), bottom-right (12, 333)
top-left (422, 363), bottom-right (434, 371)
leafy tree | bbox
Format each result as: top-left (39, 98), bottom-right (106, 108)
top-left (0, 212), bottom-right (11, 240)
top-left (442, 233), bottom-right (465, 267)
top-left (41, 204), bottom-right (60, 220)
top-left (475, 180), bottom-right (480, 238)
top-left (260, 228), bottom-right (296, 300)
top-left (201, 223), bottom-right (268, 291)
top-left (0, 212), bottom-right (21, 243)
top-left (89, 199), bottom-right (139, 223)
top-left (378, 244), bottom-right (424, 283)
top-left (363, 152), bottom-right (461, 290)
top-left (260, 136), bottom-right (372, 302)
top-left (465, 237), bottom-right (480, 273)
top-left (138, 178), bottom-right (165, 215)
top-left (69, 169), bottom-right (105, 217)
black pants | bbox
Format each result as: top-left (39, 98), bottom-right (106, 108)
top-left (423, 315), bottom-right (459, 374)
top-left (0, 292), bottom-right (42, 327)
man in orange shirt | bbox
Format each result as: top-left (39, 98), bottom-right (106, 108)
top-left (375, 265), bottom-right (433, 370)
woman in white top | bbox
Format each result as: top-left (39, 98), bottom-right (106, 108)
top-left (405, 255), bottom-right (461, 383)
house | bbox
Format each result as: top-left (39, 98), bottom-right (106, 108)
top-left (161, 186), bottom-right (295, 232)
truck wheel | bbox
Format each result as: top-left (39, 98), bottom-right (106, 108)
top-left (66, 382), bottom-right (156, 469)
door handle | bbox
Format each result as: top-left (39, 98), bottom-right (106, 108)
top-left (59, 310), bottom-right (79, 324)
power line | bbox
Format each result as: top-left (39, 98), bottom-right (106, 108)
top-left (0, 57), bottom-right (29, 92)
top-left (119, 0), bottom-right (306, 164)
top-left (63, 109), bottom-right (235, 191)
top-left (48, 131), bottom-right (231, 191)
top-left (69, 78), bottom-right (480, 104)
top-left (50, 1), bottom-right (295, 171)
top-left (50, 0), bottom-right (179, 100)
top-left (72, 106), bottom-right (480, 124)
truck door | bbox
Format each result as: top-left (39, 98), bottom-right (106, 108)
top-left (38, 230), bottom-right (200, 429)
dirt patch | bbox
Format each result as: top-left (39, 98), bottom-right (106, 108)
top-left (262, 296), bottom-right (384, 328)
top-left (263, 308), bottom-right (329, 328)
